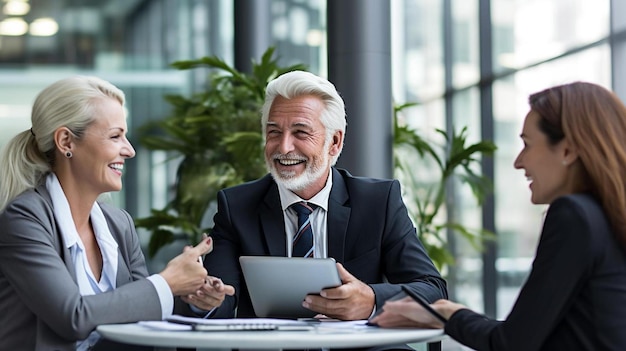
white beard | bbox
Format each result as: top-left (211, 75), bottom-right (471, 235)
top-left (269, 159), bottom-right (328, 192)
top-left (266, 144), bottom-right (331, 192)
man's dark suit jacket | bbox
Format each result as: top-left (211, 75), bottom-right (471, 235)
top-left (199, 167), bottom-right (448, 319)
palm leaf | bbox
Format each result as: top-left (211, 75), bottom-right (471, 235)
top-left (393, 104), bottom-right (497, 270)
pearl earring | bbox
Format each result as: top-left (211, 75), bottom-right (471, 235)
top-left (562, 160), bottom-right (567, 166)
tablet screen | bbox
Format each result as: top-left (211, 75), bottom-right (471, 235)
top-left (239, 256), bottom-right (341, 318)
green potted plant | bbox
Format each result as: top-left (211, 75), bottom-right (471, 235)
top-left (393, 102), bottom-right (497, 270)
top-left (134, 47), bottom-right (306, 256)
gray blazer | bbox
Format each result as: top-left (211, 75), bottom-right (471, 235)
top-left (0, 184), bottom-right (162, 351)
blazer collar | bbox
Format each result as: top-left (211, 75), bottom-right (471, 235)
top-left (34, 182), bottom-right (78, 281)
top-left (34, 180), bottom-right (132, 286)
top-left (327, 168), bottom-right (350, 262)
top-left (260, 179), bottom-right (288, 256)
top-left (259, 168), bottom-right (351, 261)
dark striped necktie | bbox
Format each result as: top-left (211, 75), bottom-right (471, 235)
top-left (291, 202), bottom-right (317, 258)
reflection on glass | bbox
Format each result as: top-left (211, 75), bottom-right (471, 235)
top-left (452, 0), bottom-right (479, 87)
top-left (449, 87), bottom-right (483, 308)
top-left (492, 0), bottom-right (610, 74)
top-left (394, 0), bottom-right (444, 101)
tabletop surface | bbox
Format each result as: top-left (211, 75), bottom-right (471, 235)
top-left (97, 322), bottom-right (445, 349)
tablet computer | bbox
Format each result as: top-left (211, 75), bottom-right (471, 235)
top-left (239, 256), bottom-right (342, 318)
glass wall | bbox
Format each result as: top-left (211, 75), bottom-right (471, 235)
top-left (270, 0), bottom-right (326, 74)
top-left (0, 0), bottom-right (236, 270)
top-left (491, 0), bottom-right (610, 318)
top-left (0, 0), bottom-right (234, 212)
top-left (392, 0), bottom-right (613, 318)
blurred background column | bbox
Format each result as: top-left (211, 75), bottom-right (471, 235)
top-left (479, 0), bottom-right (497, 319)
top-left (234, 0), bottom-right (272, 73)
top-left (328, 0), bottom-right (393, 178)
top-left (612, 0), bottom-right (626, 100)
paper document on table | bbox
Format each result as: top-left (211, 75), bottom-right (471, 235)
top-left (138, 320), bottom-right (192, 331)
top-left (138, 317), bottom-right (369, 331)
top-left (315, 319), bottom-right (371, 329)
top-left (164, 314), bottom-right (315, 331)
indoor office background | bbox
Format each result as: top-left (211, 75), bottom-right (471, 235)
top-left (0, 0), bottom-right (624, 324)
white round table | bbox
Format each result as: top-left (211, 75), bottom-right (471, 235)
top-left (97, 322), bottom-right (445, 351)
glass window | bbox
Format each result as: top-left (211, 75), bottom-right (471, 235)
top-left (492, 46), bottom-right (611, 318)
top-left (0, 0), bottom-right (234, 212)
top-left (0, 0), bottom-right (234, 269)
top-left (393, 0), bottom-right (445, 102)
top-left (395, 0), bottom-right (613, 320)
top-left (452, 0), bottom-right (480, 87)
top-left (270, 0), bottom-right (326, 75)
top-left (449, 87), bottom-right (484, 308)
top-left (491, 0), bottom-right (610, 74)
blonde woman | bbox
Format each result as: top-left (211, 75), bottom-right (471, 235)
top-left (0, 76), bottom-right (233, 351)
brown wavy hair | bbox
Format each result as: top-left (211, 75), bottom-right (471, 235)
top-left (529, 81), bottom-right (626, 251)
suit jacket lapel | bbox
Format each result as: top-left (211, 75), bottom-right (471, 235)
top-left (36, 184), bottom-right (79, 282)
top-left (37, 183), bottom-right (135, 288)
top-left (261, 182), bottom-right (288, 256)
top-left (327, 168), bottom-right (350, 262)
top-left (259, 169), bottom-right (352, 259)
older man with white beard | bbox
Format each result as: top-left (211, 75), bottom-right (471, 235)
top-left (194, 71), bottom-right (447, 349)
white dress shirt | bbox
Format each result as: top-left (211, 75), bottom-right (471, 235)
top-left (277, 170), bottom-right (333, 258)
top-left (46, 174), bottom-right (172, 350)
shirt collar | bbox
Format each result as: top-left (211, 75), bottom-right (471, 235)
top-left (277, 169), bottom-right (333, 211)
top-left (45, 173), bottom-right (119, 281)
top-left (47, 173), bottom-right (80, 249)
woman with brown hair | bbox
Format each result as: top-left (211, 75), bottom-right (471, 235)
top-left (371, 81), bottom-right (626, 350)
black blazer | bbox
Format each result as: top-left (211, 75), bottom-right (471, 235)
top-left (445, 193), bottom-right (626, 350)
top-left (200, 168), bottom-right (448, 318)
